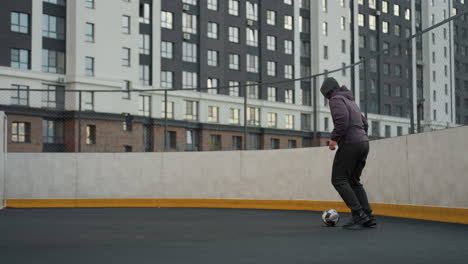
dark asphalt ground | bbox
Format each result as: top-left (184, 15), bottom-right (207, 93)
top-left (0, 208), bottom-right (467, 264)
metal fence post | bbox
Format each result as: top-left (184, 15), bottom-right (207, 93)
top-left (312, 76), bottom-right (317, 147)
top-left (243, 84), bottom-right (248, 151)
top-left (78, 91), bottom-right (82, 152)
top-left (164, 90), bottom-right (168, 152)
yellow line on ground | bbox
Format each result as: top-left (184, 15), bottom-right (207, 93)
top-left (6, 199), bottom-right (468, 224)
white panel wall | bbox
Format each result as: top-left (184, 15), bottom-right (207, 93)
top-left (5, 126), bottom-right (468, 208)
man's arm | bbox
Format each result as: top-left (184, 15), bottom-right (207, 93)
top-left (330, 97), bottom-right (349, 143)
top-left (361, 114), bottom-right (368, 134)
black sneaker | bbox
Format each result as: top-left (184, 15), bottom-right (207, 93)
top-left (343, 210), bottom-right (370, 230)
top-left (363, 215), bottom-right (377, 228)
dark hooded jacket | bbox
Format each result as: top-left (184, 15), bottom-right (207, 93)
top-left (327, 86), bottom-right (369, 145)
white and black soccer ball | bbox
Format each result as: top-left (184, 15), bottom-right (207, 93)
top-left (322, 209), bottom-right (340, 226)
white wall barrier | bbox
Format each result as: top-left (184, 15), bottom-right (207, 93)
top-left (5, 126), bottom-right (468, 209)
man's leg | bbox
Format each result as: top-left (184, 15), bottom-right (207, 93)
top-left (331, 146), bottom-right (362, 212)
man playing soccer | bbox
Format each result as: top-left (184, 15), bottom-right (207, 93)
top-left (320, 77), bottom-right (376, 230)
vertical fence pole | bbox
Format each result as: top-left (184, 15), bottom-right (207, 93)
top-left (363, 60), bottom-right (369, 119)
top-left (312, 76), bottom-right (317, 146)
top-left (243, 84), bottom-right (248, 150)
top-left (408, 39), bottom-right (415, 134)
top-left (164, 90), bottom-right (168, 152)
top-left (78, 91), bottom-right (82, 152)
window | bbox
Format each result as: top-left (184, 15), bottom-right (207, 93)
top-left (285, 114), bottom-right (294, 129)
top-left (86, 125), bottom-right (96, 145)
top-left (124, 145), bottom-right (133, 152)
top-left (43, 15), bottom-right (65, 39)
top-left (340, 17), bottom-right (346, 31)
top-left (182, 71), bottom-right (198, 89)
top-left (185, 100), bottom-right (199, 121)
top-left (11, 12), bottom-right (29, 34)
top-left (11, 85), bottom-right (29, 106)
top-left (246, 54), bottom-right (259, 73)
top-left (285, 89), bottom-right (293, 103)
top-left (207, 22), bottom-right (218, 39)
top-left (284, 40), bottom-right (293, 55)
top-left (322, 0), bottom-right (328, 12)
top-left (358, 13), bottom-right (365, 27)
top-left (139, 65), bottom-right (151, 85)
top-left (359, 35), bottom-right (366, 48)
top-left (229, 0), bottom-right (239, 16)
top-left (11, 49), bottom-right (29, 70)
top-left (288, 140), bottom-right (297, 149)
top-left (382, 1), bottom-right (388, 13)
top-left (161, 71), bottom-right (173, 89)
top-left (183, 0), bottom-right (197, 5)
top-left (384, 104), bottom-right (391, 115)
top-left (207, 78), bottom-right (218, 94)
top-left (247, 107), bottom-right (260, 126)
top-left (249, 134), bottom-right (260, 150)
top-left (85, 23), bottom-right (94, 42)
top-left (267, 61), bottom-right (276, 76)
top-left (394, 4), bottom-right (400, 16)
top-left (247, 82), bottom-right (258, 99)
top-left (267, 36), bottom-right (276, 51)
top-left (324, 117), bottom-right (329, 131)
top-left (122, 15), bottom-right (130, 34)
top-left (232, 136), bottom-right (242, 150)
top-left (165, 131), bottom-right (176, 149)
top-left (207, 50), bottom-right (218, 66)
top-left (371, 121), bottom-right (380, 137)
top-left (382, 21), bottom-right (388, 33)
top-left (42, 85), bottom-right (58, 108)
top-left (369, 0), bottom-right (376, 9)
top-left (82, 92), bottom-right (94, 111)
top-left (369, 15), bottom-right (376, 30)
top-left (341, 40), bottom-right (346, 53)
top-left (267, 10), bottom-right (276, 25)
top-left (139, 34), bottom-right (151, 55)
top-left (342, 63), bottom-right (347, 76)
top-left (185, 129), bottom-right (198, 151)
top-left (385, 125), bottom-right (391, 138)
top-left (85, 56), bottom-right (94, 76)
top-left (138, 95), bottom-right (151, 116)
top-left (433, 110), bottom-right (437, 121)
top-left (284, 65), bottom-right (293, 79)
top-left (162, 101), bottom-right (174, 119)
top-left (270, 138), bottom-right (279, 149)
top-left (208, 106), bottom-right (219, 123)
top-left (284, 0), bottom-right (292, 5)
top-left (182, 13), bottom-right (197, 34)
top-left (394, 24), bottom-right (401, 37)
top-left (42, 49), bottom-right (65, 73)
top-left (267, 113), bottom-right (277, 128)
top-left (43, 0), bottom-right (66, 6)
top-left (323, 45), bottom-right (328, 60)
top-left (395, 65), bottom-right (402, 77)
top-left (284, 16), bottom-right (293, 30)
top-left (182, 42), bottom-right (197, 62)
top-left (246, 1), bottom-right (258, 21)
top-left (383, 63), bottom-right (390, 75)
top-left (405, 8), bottom-right (411, 20)
top-left (210, 135), bottom-right (221, 151)
top-left (85, 0), bottom-right (94, 8)
top-left (268, 87), bottom-right (277, 102)
top-left (300, 16), bottom-right (310, 33)
top-left (229, 54), bottom-right (239, 70)
top-left (161, 11), bottom-right (173, 29)
top-left (122, 80), bottom-right (131, 99)
top-left (207, 0), bottom-right (217, 10)
top-left (228, 27), bottom-right (239, 43)
top-left (229, 81), bottom-right (240, 96)
top-left (322, 22), bottom-right (328, 35)
top-left (11, 122), bottom-right (30, 143)
top-left (161, 41), bottom-right (172, 58)
top-left (246, 28), bottom-right (258, 46)
top-left (122, 48), bottom-right (130, 66)
top-left (139, 3), bottom-right (151, 24)
top-left (42, 120), bottom-right (64, 144)
top-left (229, 108), bottom-right (240, 124)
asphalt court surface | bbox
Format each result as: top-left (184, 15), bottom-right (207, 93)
top-left (1, 207), bottom-right (467, 264)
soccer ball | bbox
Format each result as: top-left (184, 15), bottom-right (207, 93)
top-left (322, 209), bottom-right (340, 226)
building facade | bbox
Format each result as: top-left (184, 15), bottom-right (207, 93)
top-left (0, 0), bottom-right (466, 152)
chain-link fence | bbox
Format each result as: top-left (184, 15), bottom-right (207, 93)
top-left (1, 7), bottom-right (467, 153)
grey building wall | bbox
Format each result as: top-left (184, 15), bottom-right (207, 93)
top-left (454, 0), bottom-right (468, 125)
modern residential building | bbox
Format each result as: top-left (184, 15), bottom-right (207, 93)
top-left (0, 0), bottom-right (466, 153)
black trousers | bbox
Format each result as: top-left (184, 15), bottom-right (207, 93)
top-left (331, 141), bottom-right (372, 214)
